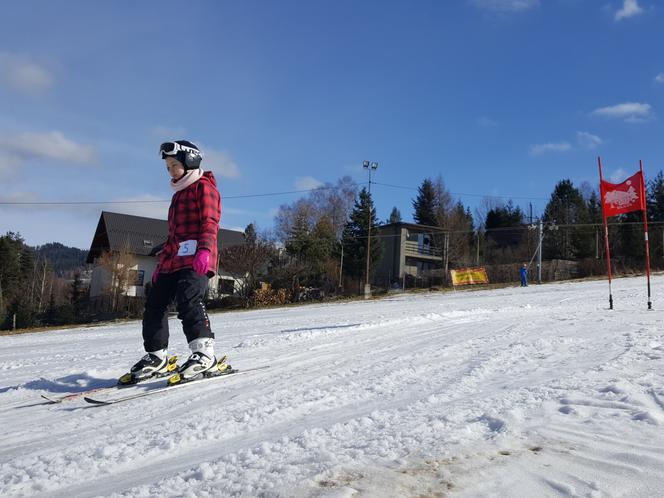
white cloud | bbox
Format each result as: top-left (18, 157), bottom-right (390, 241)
top-left (477, 116), bottom-right (499, 127)
top-left (576, 131), bottom-right (603, 149)
top-left (655, 73), bottom-right (664, 84)
top-left (0, 52), bottom-right (54, 96)
top-left (0, 153), bottom-right (24, 176)
top-left (0, 131), bottom-right (96, 165)
top-left (591, 102), bottom-right (652, 122)
top-left (615, 0), bottom-right (644, 21)
top-left (609, 168), bottom-right (628, 183)
top-left (0, 191), bottom-right (41, 206)
top-left (294, 176), bottom-right (324, 190)
top-left (468, 0), bottom-right (539, 13)
top-left (202, 148), bottom-right (240, 179)
top-left (529, 142), bottom-right (572, 156)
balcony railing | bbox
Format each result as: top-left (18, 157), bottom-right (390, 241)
top-left (404, 240), bottom-right (442, 258)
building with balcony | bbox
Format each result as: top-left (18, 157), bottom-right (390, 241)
top-left (374, 222), bottom-right (443, 285)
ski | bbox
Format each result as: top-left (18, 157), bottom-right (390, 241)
top-left (41, 386), bottom-right (124, 404)
top-left (40, 355), bottom-right (179, 404)
top-left (84, 365), bottom-right (270, 405)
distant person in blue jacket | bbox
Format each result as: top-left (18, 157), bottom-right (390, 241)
top-left (520, 263), bottom-right (528, 287)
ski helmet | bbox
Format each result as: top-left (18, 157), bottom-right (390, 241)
top-left (159, 140), bottom-right (203, 170)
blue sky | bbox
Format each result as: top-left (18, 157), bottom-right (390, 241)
top-left (1, 0), bottom-right (663, 249)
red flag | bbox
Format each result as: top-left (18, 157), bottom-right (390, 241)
top-left (600, 171), bottom-right (645, 217)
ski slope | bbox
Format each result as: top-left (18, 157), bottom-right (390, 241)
top-left (1, 276), bottom-right (663, 497)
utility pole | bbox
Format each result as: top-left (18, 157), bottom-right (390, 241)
top-left (39, 260), bottom-right (47, 312)
top-left (475, 231), bottom-right (480, 266)
top-left (537, 218), bottom-right (543, 284)
top-left (363, 160), bottom-right (378, 299)
top-left (338, 243), bottom-right (344, 289)
top-left (529, 203), bottom-right (533, 224)
top-left (333, 205), bottom-right (344, 291)
top-left (444, 232), bottom-right (449, 274)
top-left (530, 218), bottom-right (545, 284)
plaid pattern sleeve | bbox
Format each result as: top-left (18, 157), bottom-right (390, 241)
top-left (196, 179), bottom-right (221, 253)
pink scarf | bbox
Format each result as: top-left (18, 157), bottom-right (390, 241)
top-left (171, 169), bottom-right (204, 192)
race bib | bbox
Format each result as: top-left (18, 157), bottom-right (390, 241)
top-left (177, 240), bottom-right (198, 256)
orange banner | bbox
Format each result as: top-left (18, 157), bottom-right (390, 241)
top-left (450, 267), bottom-right (489, 286)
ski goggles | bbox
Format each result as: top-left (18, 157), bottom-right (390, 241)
top-left (159, 142), bottom-right (200, 159)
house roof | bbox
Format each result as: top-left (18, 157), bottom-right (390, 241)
top-left (378, 221), bottom-right (446, 232)
top-left (86, 211), bottom-right (245, 263)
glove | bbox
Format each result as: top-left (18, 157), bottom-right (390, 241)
top-left (152, 265), bottom-right (161, 285)
top-left (192, 249), bottom-right (210, 276)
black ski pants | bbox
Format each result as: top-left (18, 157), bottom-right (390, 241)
top-left (142, 269), bottom-right (213, 352)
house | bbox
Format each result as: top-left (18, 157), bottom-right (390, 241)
top-left (374, 222), bottom-right (443, 285)
top-left (86, 211), bottom-right (246, 298)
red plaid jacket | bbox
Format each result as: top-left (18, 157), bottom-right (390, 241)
top-left (158, 171), bottom-right (221, 276)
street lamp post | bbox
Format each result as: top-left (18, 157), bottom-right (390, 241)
top-left (363, 160), bottom-right (378, 299)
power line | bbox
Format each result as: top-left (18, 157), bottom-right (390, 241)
top-left (372, 181), bottom-right (550, 201)
top-left (0, 179), bottom-right (555, 207)
top-left (0, 199), bottom-right (168, 206)
top-left (0, 183), bottom-right (368, 206)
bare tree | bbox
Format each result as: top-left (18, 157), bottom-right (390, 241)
top-left (97, 244), bottom-right (137, 312)
top-left (274, 176), bottom-right (358, 244)
top-left (219, 240), bottom-right (274, 306)
top-left (474, 196), bottom-right (504, 231)
top-left (432, 175), bottom-right (454, 229)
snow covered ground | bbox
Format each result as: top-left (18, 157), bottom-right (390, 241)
top-left (1, 275), bottom-right (664, 498)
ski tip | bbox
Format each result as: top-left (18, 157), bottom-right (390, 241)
top-left (83, 397), bottom-right (111, 405)
top-left (40, 394), bottom-right (60, 404)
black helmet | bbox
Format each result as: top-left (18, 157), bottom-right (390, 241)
top-left (159, 140), bottom-right (203, 170)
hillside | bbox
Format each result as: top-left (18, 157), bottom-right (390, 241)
top-left (33, 242), bottom-right (88, 275)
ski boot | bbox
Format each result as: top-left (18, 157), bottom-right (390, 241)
top-left (118, 354), bottom-right (178, 386)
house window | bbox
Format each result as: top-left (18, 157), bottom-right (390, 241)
top-left (418, 234), bottom-right (432, 254)
top-left (130, 270), bottom-right (145, 286)
top-left (218, 278), bottom-right (235, 295)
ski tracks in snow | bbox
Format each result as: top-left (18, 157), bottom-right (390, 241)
top-left (0, 278), bottom-right (663, 496)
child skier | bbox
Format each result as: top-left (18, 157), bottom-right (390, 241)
top-left (520, 263), bottom-right (528, 287)
top-left (121, 140), bottom-right (222, 385)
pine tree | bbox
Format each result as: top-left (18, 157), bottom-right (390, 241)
top-left (647, 171), bottom-right (664, 261)
top-left (446, 201), bottom-right (475, 266)
top-left (543, 180), bottom-right (592, 259)
top-left (587, 191), bottom-right (602, 224)
top-left (0, 233), bottom-right (40, 329)
top-left (44, 291), bottom-right (57, 326)
top-left (617, 210), bottom-right (644, 264)
top-left (412, 179), bottom-right (437, 227)
top-left (586, 190), bottom-right (603, 260)
top-left (341, 188), bottom-right (383, 284)
top-left (485, 201), bottom-right (524, 247)
top-left (285, 211), bottom-right (312, 261)
top-left (432, 176), bottom-right (453, 228)
top-left (388, 207), bottom-right (402, 224)
top-left (245, 223), bottom-right (257, 245)
top-left (70, 272), bottom-right (86, 320)
top-left (647, 171), bottom-right (664, 222)
top-left (0, 232), bottom-right (23, 318)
